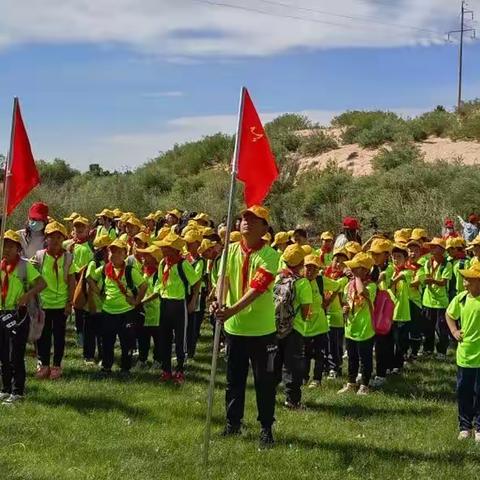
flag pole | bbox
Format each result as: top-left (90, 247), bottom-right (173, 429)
top-left (0, 97), bottom-right (18, 264)
top-left (202, 86), bottom-right (246, 465)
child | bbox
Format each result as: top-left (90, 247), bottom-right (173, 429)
top-left (274, 244), bottom-right (311, 409)
top-left (0, 231), bottom-right (46, 404)
top-left (467, 235), bottom-right (480, 267)
top-left (34, 221), bottom-right (76, 380)
top-left (318, 231), bottom-right (334, 267)
top-left (446, 262), bottom-right (480, 442)
top-left (324, 248), bottom-right (349, 378)
top-left (421, 237), bottom-right (453, 359)
top-left (446, 237), bottom-right (467, 299)
top-left (94, 209), bottom-right (117, 240)
top-left (292, 228), bottom-right (308, 247)
top-left (338, 252), bottom-right (377, 396)
top-left (154, 232), bottom-right (200, 384)
top-left (303, 254), bottom-right (342, 388)
top-left (87, 239), bottom-right (147, 374)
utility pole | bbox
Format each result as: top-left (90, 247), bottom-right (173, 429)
top-left (448, 1), bottom-right (476, 110)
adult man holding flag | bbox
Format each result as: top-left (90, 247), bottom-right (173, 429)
top-left (205, 88), bottom-right (279, 454)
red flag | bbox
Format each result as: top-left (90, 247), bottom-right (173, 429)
top-left (6, 99), bottom-right (40, 215)
top-left (236, 89), bottom-right (278, 207)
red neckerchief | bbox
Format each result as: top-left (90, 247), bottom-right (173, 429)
top-left (47, 249), bottom-right (64, 282)
top-left (162, 256), bottom-right (182, 286)
top-left (240, 239), bottom-right (264, 294)
top-left (143, 265), bottom-right (157, 277)
top-left (1, 256), bottom-right (20, 304)
top-left (319, 245), bottom-right (332, 266)
top-left (186, 253), bottom-right (199, 264)
top-left (105, 262), bottom-right (128, 296)
top-left (406, 259), bottom-right (420, 271)
top-left (428, 256), bottom-right (444, 277)
top-left (453, 251), bottom-right (467, 260)
top-left (324, 265), bottom-right (343, 280)
top-left (394, 264), bottom-right (407, 275)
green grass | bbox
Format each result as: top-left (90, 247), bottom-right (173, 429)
top-left (0, 327), bottom-right (478, 480)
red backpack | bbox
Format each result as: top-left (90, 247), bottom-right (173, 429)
top-left (372, 290), bottom-right (394, 336)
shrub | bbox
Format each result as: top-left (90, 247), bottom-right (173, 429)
top-left (299, 131), bottom-right (338, 156)
top-left (411, 110), bottom-right (457, 138)
top-left (372, 141), bottom-right (424, 171)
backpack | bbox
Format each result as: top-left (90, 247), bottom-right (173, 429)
top-left (273, 272), bottom-right (301, 339)
top-left (16, 259), bottom-right (45, 343)
top-left (33, 249), bottom-right (73, 284)
top-left (72, 266), bottom-right (88, 310)
top-left (372, 289), bottom-right (394, 336)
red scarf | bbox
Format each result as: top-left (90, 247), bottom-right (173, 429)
top-left (319, 245), bottom-right (333, 266)
top-left (406, 259), bottom-right (420, 271)
top-left (394, 264), bottom-right (407, 275)
top-left (105, 262), bottom-right (128, 296)
top-left (143, 265), bottom-right (157, 277)
top-left (1, 256), bottom-right (20, 304)
top-left (324, 265), bottom-right (344, 280)
top-left (162, 256), bottom-right (182, 286)
top-left (240, 239), bottom-right (264, 294)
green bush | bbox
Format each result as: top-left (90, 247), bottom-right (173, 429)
top-left (298, 131), bottom-right (338, 156)
top-left (372, 141), bottom-right (424, 171)
top-left (412, 110), bottom-right (457, 138)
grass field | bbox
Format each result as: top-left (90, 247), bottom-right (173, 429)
top-left (0, 327), bottom-right (478, 480)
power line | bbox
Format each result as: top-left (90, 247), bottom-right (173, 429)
top-left (256, 0), bottom-right (444, 36)
top-left (191, 0), bottom-right (445, 41)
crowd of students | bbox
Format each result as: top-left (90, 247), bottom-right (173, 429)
top-left (1, 202), bottom-right (480, 447)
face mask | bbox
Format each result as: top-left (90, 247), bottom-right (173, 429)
top-left (28, 220), bottom-right (45, 232)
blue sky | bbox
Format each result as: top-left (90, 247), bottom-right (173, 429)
top-left (1, 0), bottom-right (480, 170)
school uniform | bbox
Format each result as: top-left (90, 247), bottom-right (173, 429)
top-left (0, 258), bottom-right (41, 396)
top-left (447, 292), bottom-right (480, 433)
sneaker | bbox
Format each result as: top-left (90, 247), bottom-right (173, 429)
top-left (2, 394), bottom-right (24, 405)
top-left (308, 380), bottom-right (321, 389)
top-left (327, 370), bottom-right (337, 380)
top-left (0, 392), bottom-right (11, 401)
top-left (160, 371), bottom-right (172, 382)
top-left (284, 401), bottom-right (306, 410)
top-left (357, 385), bottom-right (369, 396)
top-left (370, 376), bottom-right (386, 388)
top-left (386, 369), bottom-right (391, 375)
top-left (172, 371), bottom-right (185, 385)
top-left (475, 431), bottom-right (480, 443)
top-left (49, 366), bottom-right (63, 380)
top-left (355, 373), bottom-right (362, 384)
top-left (222, 423), bottom-right (242, 436)
top-left (35, 366), bottom-right (50, 379)
top-left (435, 353), bottom-right (447, 361)
top-left (151, 360), bottom-right (162, 370)
top-left (84, 359), bottom-right (96, 367)
top-left (343, 351), bottom-right (348, 359)
top-left (391, 368), bottom-right (401, 375)
top-left (259, 427), bottom-right (274, 448)
top-left (337, 383), bottom-right (357, 394)
top-left (458, 430), bottom-right (471, 440)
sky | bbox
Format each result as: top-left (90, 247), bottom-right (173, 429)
top-left (1, 0), bottom-right (480, 171)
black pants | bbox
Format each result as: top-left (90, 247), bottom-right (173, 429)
top-left (74, 308), bottom-right (86, 336)
top-left (346, 337), bottom-right (374, 386)
top-left (37, 309), bottom-right (67, 367)
top-left (375, 330), bottom-right (394, 377)
top-left (327, 326), bottom-right (344, 373)
top-left (138, 326), bottom-right (161, 363)
top-left (225, 332), bottom-right (277, 429)
top-left (392, 322), bottom-right (410, 369)
top-left (409, 301), bottom-right (423, 355)
top-left (457, 367), bottom-right (480, 432)
top-left (101, 310), bottom-right (136, 371)
top-left (275, 330), bottom-right (305, 405)
top-left (0, 315), bottom-right (30, 396)
top-left (304, 333), bottom-right (329, 383)
top-left (187, 311), bottom-right (202, 359)
top-left (159, 299), bottom-right (187, 373)
top-left (423, 308), bottom-right (449, 354)
top-left (83, 312), bottom-right (103, 361)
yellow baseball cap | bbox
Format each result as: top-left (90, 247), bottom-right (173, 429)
top-left (262, 232), bottom-right (272, 243)
top-left (459, 262), bottom-right (480, 279)
top-left (95, 209), bottom-right (115, 219)
top-left (282, 244), bottom-right (306, 267)
top-left (218, 226), bottom-right (227, 240)
top-left (368, 239), bottom-right (392, 254)
top-left (344, 241), bottom-right (362, 256)
top-left (45, 221), bottom-right (68, 238)
top-left (63, 212), bottom-right (80, 222)
top-left (394, 229), bottom-right (411, 245)
top-left (320, 231), bottom-right (334, 241)
top-left (272, 232), bottom-right (289, 247)
top-left (424, 237), bottom-right (446, 249)
top-left (136, 245), bottom-right (163, 263)
top-left (156, 226), bottom-right (171, 241)
top-left (155, 232), bottom-right (186, 251)
top-left (410, 228), bottom-right (428, 241)
top-left (198, 239), bottom-right (218, 255)
top-left (73, 216), bottom-right (90, 227)
top-left (304, 254), bottom-right (322, 268)
top-left (302, 245), bottom-right (313, 255)
top-left (344, 252), bottom-right (374, 271)
top-left (332, 248), bottom-right (348, 258)
top-left (93, 235), bottom-right (112, 249)
top-left (194, 213), bottom-right (210, 222)
top-left (230, 231), bottom-right (242, 243)
top-left (109, 239), bottom-right (128, 250)
top-left (184, 229), bottom-right (203, 244)
top-left (392, 243), bottom-right (409, 254)
top-left (446, 237), bottom-right (466, 250)
top-left (240, 205), bottom-right (269, 222)
top-left (154, 210), bottom-right (164, 219)
top-left (287, 230), bottom-right (295, 239)
top-left (3, 229), bottom-right (21, 245)
top-left (134, 231), bottom-right (151, 244)
top-left (126, 216), bottom-right (144, 229)
top-left (144, 213), bottom-right (157, 221)
top-left (166, 209), bottom-right (182, 219)
top-left (112, 208), bottom-right (123, 218)
top-left (201, 227), bottom-right (215, 237)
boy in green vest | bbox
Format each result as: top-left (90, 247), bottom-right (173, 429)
top-left (446, 262), bottom-right (480, 442)
top-left (94, 209), bottom-right (116, 241)
top-left (0, 230), bottom-right (46, 404)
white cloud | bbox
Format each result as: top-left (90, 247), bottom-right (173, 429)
top-left (141, 91), bottom-right (184, 98)
top-left (0, 0), bottom-right (460, 57)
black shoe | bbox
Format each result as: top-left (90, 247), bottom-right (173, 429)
top-left (259, 427), bottom-right (274, 448)
top-left (222, 423), bottom-right (242, 436)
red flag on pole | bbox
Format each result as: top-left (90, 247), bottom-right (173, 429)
top-left (236, 89), bottom-right (278, 207)
top-left (6, 99), bottom-right (40, 215)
